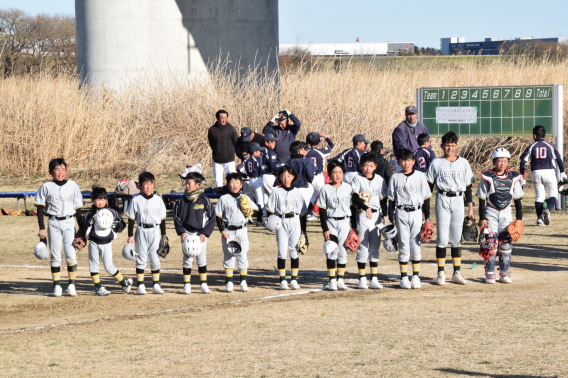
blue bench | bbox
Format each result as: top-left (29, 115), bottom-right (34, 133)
top-left (0, 191), bottom-right (37, 212)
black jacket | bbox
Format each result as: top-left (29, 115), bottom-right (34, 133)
top-left (172, 193), bottom-right (216, 237)
top-left (235, 132), bottom-right (265, 160)
top-left (79, 206), bottom-right (125, 245)
top-left (374, 153), bottom-right (393, 186)
top-left (262, 114), bottom-right (301, 163)
top-left (207, 122), bottom-right (239, 163)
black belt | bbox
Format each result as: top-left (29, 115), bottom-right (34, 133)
top-left (280, 213), bottom-right (296, 218)
top-left (226, 224), bottom-right (246, 230)
top-left (439, 190), bottom-right (463, 197)
top-left (139, 223), bottom-right (157, 228)
top-left (49, 215), bottom-right (73, 220)
top-left (330, 216), bottom-right (350, 220)
top-left (396, 205), bottom-right (422, 212)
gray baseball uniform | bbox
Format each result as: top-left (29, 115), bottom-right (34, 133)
top-left (388, 171), bottom-right (431, 262)
top-left (351, 173), bottom-right (388, 263)
top-left (34, 180), bottom-right (83, 267)
top-left (215, 193), bottom-right (258, 269)
top-left (317, 183), bottom-right (352, 264)
top-left (266, 187), bottom-right (307, 259)
top-left (426, 157), bottom-right (474, 247)
top-left (125, 194), bottom-right (167, 270)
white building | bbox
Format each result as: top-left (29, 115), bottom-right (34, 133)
top-left (279, 42), bottom-right (414, 57)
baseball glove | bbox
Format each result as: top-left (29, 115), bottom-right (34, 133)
top-left (296, 233), bottom-right (309, 255)
top-left (420, 220), bottom-right (434, 243)
top-left (345, 229), bottom-right (360, 251)
top-left (157, 235), bottom-right (170, 258)
top-left (240, 194), bottom-right (254, 218)
top-left (357, 191), bottom-right (371, 213)
top-left (73, 236), bottom-right (87, 251)
top-left (462, 217), bottom-right (478, 243)
top-left (507, 220), bottom-right (524, 242)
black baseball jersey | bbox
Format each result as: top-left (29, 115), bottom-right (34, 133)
top-left (414, 147), bottom-right (436, 173)
top-left (520, 138), bottom-right (565, 173)
top-left (243, 156), bottom-right (266, 178)
top-left (287, 154), bottom-right (315, 189)
top-left (79, 206), bottom-right (126, 245)
top-left (306, 137), bottom-right (334, 174)
top-left (332, 148), bottom-right (364, 173)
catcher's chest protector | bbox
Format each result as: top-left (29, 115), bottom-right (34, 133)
top-left (486, 171), bottom-right (518, 210)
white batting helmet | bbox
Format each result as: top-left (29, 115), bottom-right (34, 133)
top-left (265, 215), bottom-right (282, 232)
top-left (383, 238), bottom-right (397, 253)
top-left (380, 224), bottom-right (398, 240)
top-left (122, 243), bottom-right (137, 261)
top-left (226, 234), bottom-right (242, 255)
top-left (492, 148), bottom-right (511, 160)
top-left (95, 209), bottom-right (114, 237)
top-left (34, 242), bottom-right (49, 260)
top-left (182, 235), bottom-right (202, 257)
top-left (323, 240), bottom-right (339, 256)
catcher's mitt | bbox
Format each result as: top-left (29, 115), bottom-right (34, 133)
top-left (420, 220), bottom-right (434, 243)
top-left (157, 235), bottom-right (170, 258)
top-left (507, 220), bottom-right (524, 242)
top-left (345, 230), bottom-right (360, 251)
top-left (240, 194), bottom-right (254, 218)
top-left (296, 233), bottom-right (309, 255)
top-left (357, 191), bottom-right (371, 213)
top-left (462, 216), bottom-right (478, 242)
top-left (73, 236), bottom-right (87, 251)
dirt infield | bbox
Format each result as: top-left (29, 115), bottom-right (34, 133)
top-left (1, 186), bottom-right (567, 376)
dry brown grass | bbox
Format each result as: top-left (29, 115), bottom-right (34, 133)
top-left (1, 57), bottom-right (567, 180)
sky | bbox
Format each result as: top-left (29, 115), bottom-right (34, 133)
top-left (2, 0), bottom-right (567, 48)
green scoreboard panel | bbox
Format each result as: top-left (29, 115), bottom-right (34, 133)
top-left (417, 85), bottom-right (562, 136)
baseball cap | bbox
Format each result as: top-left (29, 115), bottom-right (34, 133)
top-left (277, 111), bottom-right (289, 121)
top-left (248, 142), bottom-right (263, 154)
top-left (306, 132), bottom-right (321, 145)
top-left (240, 127), bottom-right (252, 142)
top-left (352, 134), bottom-right (369, 144)
top-left (263, 133), bottom-right (278, 142)
top-left (405, 105), bottom-right (418, 115)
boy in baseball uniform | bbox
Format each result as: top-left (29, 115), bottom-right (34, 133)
top-left (261, 133), bottom-right (280, 204)
top-left (306, 132), bottom-right (335, 215)
top-left (351, 153), bottom-right (388, 290)
top-left (520, 125), bottom-right (567, 226)
top-left (317, 160), bottom-right (352, 291)
top-left (388, 149), bottom-right (431, 289)
top-left (414, 133), bottom-right (436, 173)
top-left (34, 158), bottom-right (84, 297)
top-left (477, 148), bottom-right (524, 284)
top-left (266, 165), bottom-right (308, 290)
top-left (215, 172), bottom-right (258, 292)
top-left (426, 131), bottom-right (475, 286)
top-left (243, 142), bottom-right (267, 226)
top-left (126, 172), bottom-right (168, 295)
top-left (332, 134), bottom-right (369, 184)
top-left (287, 141), bottom-right (316, 209)
top-left (79, 187), bottom-right (132, 295)
top-left (173, 172), bottom-right (216, 294)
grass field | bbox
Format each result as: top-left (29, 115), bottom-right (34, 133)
top-left (1, 178), bottom-right (567, 377)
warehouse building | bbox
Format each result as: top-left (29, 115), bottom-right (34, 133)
top-left (441, 36), bottom-right (568, 55)
top-left (279, 42), bottom-right (415, 57)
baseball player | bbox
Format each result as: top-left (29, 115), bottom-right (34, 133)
top-left (266, 165), bottom-right (308, 290)
top-left (173, 171), bottom-right (216, 295)
top-left (477, 148), bottom-right (524, 284)
top-left (316, 160), bottom-right (352, 291)
top-left (79, 187), bottom-right (132, 295)
top-left (287, 141), bottom-right (316, 209)
top-left (243, 142), bottom-right (268, 226)
top-left (126, 172), bottom-right (167, 295)
top-left (426, 131), bottom-right (475, 286)
top-left (306, 132), bottom-right (335, 213)
top-left (34, 158), bottom-right (84, 297)
top-left (414, 133), bottom-right (436, 173)
top-left (351, 153), bottom-right (388, 290)
top-left (332, 134), bottom-right (369, 184)
top-left (261, 133), bottom-right (281, 203)
top-left (387, 149), bottom-right (431, 289)
top-left (520, 125), bottom-right (567, 226)
top-left (215, 173), bottom-right (258, 292)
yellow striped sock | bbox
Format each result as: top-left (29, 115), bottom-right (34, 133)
top-left (412, 262), bottom-right (420, 276)
top-left (337, 267), bottom-right (346, 278)
top-left (91, 274), bottom-right (100, 285)
top-left (240, 269), bottom-right (247, 282)
top-left (328, 268), bottom-right (336, 280)
top-left (152, 272), bottom-right (160, 284)
top-left (183, 274), bottom-right (191, 284)
top-left (358, 268), bottom-right (366, 277)
top-left (137, 272), bottom-right (144, 284)
top-left (437, 258), bottom-right (446, 268)
top-left (68, 270), bottom-right (77, 284)
top-left (399, 262), bottom-right (408, 277)
top-left (452, 257), bottom-right (461, 271)
top-left (113, 271), bottom-right (124, 283)
top-left (278, 269), bottom-right (286, 282)
top-left (52, 272), bottom-right (61, 284)
top-left (370, 266), bottom-right (378, 277)
top-left (291, 268), bottom-right (299, 280)
top-left (199, 273), bottom-right (207, 283)
top-left (225, 269), bottom-right (234, 283)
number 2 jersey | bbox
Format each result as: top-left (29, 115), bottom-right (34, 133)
top-left (520, 138), bottom-right (565, 175)
top-left (413, 147), bottom-right (436, 173)
top-left (476, 170), bottom-right (524, 210)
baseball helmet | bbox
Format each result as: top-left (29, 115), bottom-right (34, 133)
top-left (492, 148), bottom-right (511, 160)
top-left (182, 235), bottom-right (202, 257)
top-left (226, 234), bottom-right (242, 255)
top-left (323, 240), bottom-right (339, 256)
top-left (558, 178), bottom-right (568, 196)
top-left (34, 242), bottom-right (49, 260)
top-left (122, 243), bottom-right (137, 261)
top-left (95, 209), bottom-right (114, 237)
top-left (462, 216), bottom-right (478, 242)
top-left (380, 224), bottom-right (397, 240)
top-left (265, 214), bottom-right (282, 232)
top-left (383, 238), bottom-right (397, 253)
top-left (306, 132), bottom-right (321, 145)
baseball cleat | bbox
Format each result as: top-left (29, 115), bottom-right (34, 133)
top-left (66, 284), bottom-right (77, 297)
top-left (499, 274), bottom-right (512, 284)
top-left (411, 275), bottom-right (422, 289)
top-left (53, 285), bottom-right (62, 297)
top-left (182, 283), bottom-right (191, 295)
top-left (358, 277), bottom-right (368, 289)
top-left (240, 281), bottom-right (249, 292)
top-left (536, 219), bottom-right (545, 226)
top-left (225, 281), bottom-right (234, 293)
top-left (451, 271), bottom-right (467, 285)
top-left (122, 278), bottom-right (133, 294)
top-left (279, 281), bottom-right (289, 290)
top-left (485, 271), bottom-right (496, 284)
top-left (400, 276), bottom-right (411, 289)
top-left (95, 286), bottom-right (111, 296)
top-left (256, 221), bottom-right (266, 227)
top-left (152, 284), bottom-right (165, 294)
top-left (290, 280), bottom-right (300, 290)
top-left (306, 215), bottom-right (318, 222)
top-left (137, 284), bottom-right (147, 295)
top-left (337, 278), bottom-right (348, 290)
top-left (369, 277), bottom-right (383, 290)
top-left (200, 283), bottom-right (211, 294)
top-left (436, 271), bottom-right (446, 286)
top-left (543, 209), bottom-right (551, 225)
top-left (328, 278), bottom-right (338, 291)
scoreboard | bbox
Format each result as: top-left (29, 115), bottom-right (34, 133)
top-left (417, 85), bottom-right (563, 137)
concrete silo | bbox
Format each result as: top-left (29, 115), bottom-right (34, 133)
top-left (75, 0), bottom-right (279, 89)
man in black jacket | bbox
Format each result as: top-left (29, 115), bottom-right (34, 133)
top-left (262, 109), bottom-right (302, 163)
top-left (208, 110), bottom-right (239, 187)
top-left (235, 127), bottom-right (265, 161)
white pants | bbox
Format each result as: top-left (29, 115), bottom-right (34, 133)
top-left (356, 211), bottom-right (382, 263)
top-left (276, 216), bottom-right (301, 259)
top-left (435, 194), bottom-right (464, 248)
top-left (533, 169), bottom-right (558, 203)
top-left (135, 226), bottom-right (161, 270)
top-left (395, 208), bottom-right (422, 262)
top-left (310, 173), bottom-right (326, 205)
top-left (263, 174), bottom-right (277, 204)
top-left (88, 241), bottom-right (118, 275)
top-left (182, 232), bottom-right (208, 268)
top-left (248, 177), bottom-right (265, 208)
top-left (213, 161), bottom-right (236, 188)
top-left (222, 228), bottom-right (249, 269)
top-left (485, 206), bottom-right (512, 236)
top-left (48, 217), bottom-right (77, 268)
top-left (324, 218), bottom-right (350, 264)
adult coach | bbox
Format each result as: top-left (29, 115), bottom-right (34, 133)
top-left (235, 127), bottom-right (265, 161)
top-left (208, 110), bottom-right (239, 187)
top-left (392, 105), bottom-right (430, 171)
top-left (262, 109), bottom-right (302, 163)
